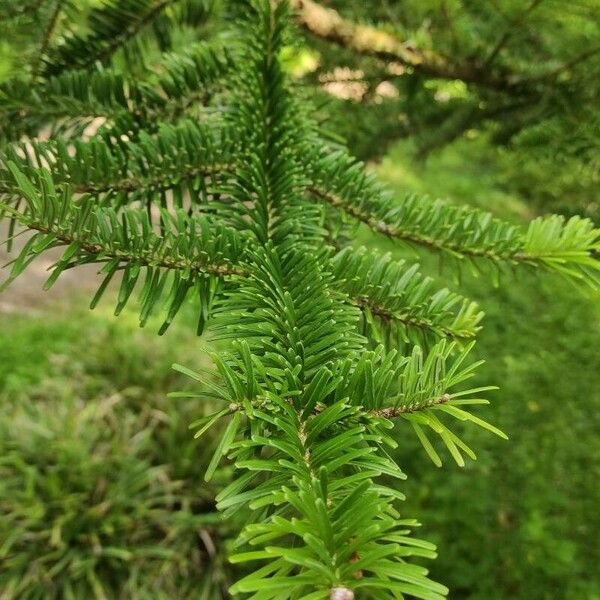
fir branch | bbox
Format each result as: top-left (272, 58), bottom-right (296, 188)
top-left (0, 120), bottom-right (235, 205)
top-left (1, 42), bottom-right (232, 140)
top-left (1, 162), bottom-right (247, 331)
top-left (343, 340), bottom-right (505, 466)
top-left (1, 163), bottom-right (247, 277)
top-left (354, 297), bottom-right (475, 342)
top-left (19, 219), bottom-right (245, 279)
top-left (182, 347), bottom-right (446, 598)
top-left (0, 160), bottom-right (230, 199)
top-left (332, 246), bottom-right (483, 345)
top-left (83, 0), bottom-right (172, 67)
top-left (210, 245), bottom-right (363, 380)
top-left (1, 2), bottom-right (592, 597)
top-left (188, 6), bottom-right (449, 595)
top-left (310, 148), bottom-right (600, 285)
top-left (310, 183), bottom-right (515, 259)
top-left (226, 391), bottom-right (454, 419)
top-left (210, 1), bottom-right (326, 247)
top-left (43, 0), bottom-right (180, 76)
top-left (76, 163), bottom-right (229, 195)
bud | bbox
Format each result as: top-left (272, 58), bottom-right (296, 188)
top-left (330, 586), bottom-right (354, 600)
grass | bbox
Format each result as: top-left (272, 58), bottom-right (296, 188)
top-left (0, 304), bottom-right (234, 599)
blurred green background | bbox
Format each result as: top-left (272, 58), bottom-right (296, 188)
top-left (1, 1), bottom-right (599, 598)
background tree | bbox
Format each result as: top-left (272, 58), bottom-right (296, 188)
top-left (3, 0), bottom-right (598, 220)
top-left (288, 0), bottom-right (600, 222)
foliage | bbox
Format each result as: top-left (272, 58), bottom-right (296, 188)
top-left (375, 138), bottom-right (600, 600)
top-left (1, 224), bottom-right (598, 599)
top-left (292, 0), bottom-right (600, 220)
top-left (0, 308), bottom-right (232, 599)
top-left (298, 0), bottom-right (600, 153)
top-left (0, 1), bottom-right (598, 599)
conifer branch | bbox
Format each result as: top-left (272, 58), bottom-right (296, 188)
top-left (194, 5), bottom-right (450, 595)
top-left (0, 162), bottom-right (230, 199)
top-left (18, 219), bottom-right (245, 279)
top-left (43, 0), bottom-right (180, 76)
top-left (1, 162), bottom-right (247, 331)
top-left (331, 247), bottom-right (483, 345)
top-left (76, 164), bottom-right (229, 196)
top-left (310, 149), bottom-right (600, 285)
top-left (1, 163), bottom-right (247, 278)
top-left (354, 297), bottom-right (477, 342)
top-left (182, 344), bottom-right (448, 597)
top-left (83, 0), bottom-right (172, 68)
top-left (0, 42), bottom-right (231, 140)
top-left (226, 391), bottom-right (455, 420)
top-left (310, 184), bottom-right (511, 259)
top-left (0, 120), bottom-right (235, 209)
top-left (1, 1), bottom-right (591, 597)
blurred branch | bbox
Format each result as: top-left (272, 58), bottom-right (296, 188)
top-left (292, 0), bottom-right (600, 96)
top-left (439, 0), bottom-right (460, 54)
top-left (290, 0), bottom-right (520, 91)
top-left (53, 0), bottom-right (176, 73)
top-left (32, 0), bottom-right (63, 77)
top-left (481, 0), bottom-right (545, 70)
top-left (531, 45), bottom-right (600, 81)
top-left (415, 98), bottom-right (535, 158)
top-left (0, 0), bottom-right (48, 19)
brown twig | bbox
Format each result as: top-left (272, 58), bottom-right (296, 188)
top-left (32, 0), bottom-right (63, 78)
top-left (0, 162), bottom-right (231, 198)
top-left (371, 393), bottom-right (452, 418)
top-left (308, 185), bottom-right (512, 262)
top-left (290, 0), bottom-right (520, 92)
